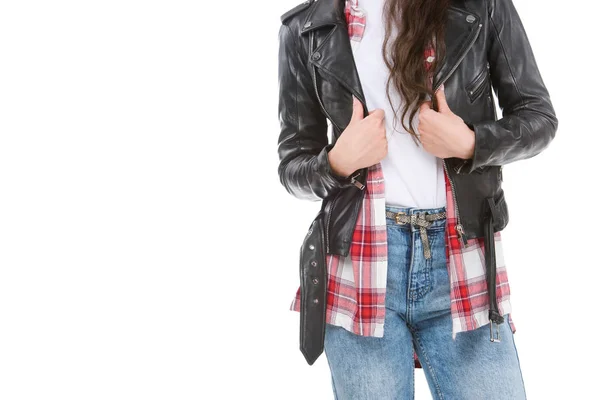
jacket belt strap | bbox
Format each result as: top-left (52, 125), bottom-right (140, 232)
top-left (298, 200), bottom-right (504, 363)
top-left (484, 196), bottom-right (505, 342)
top-left (298, 209), bottom-right (328, 365)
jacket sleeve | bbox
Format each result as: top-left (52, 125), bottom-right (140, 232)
top-left (462, 0), bottom-right (559, 173)
top-left (277, 23), bottom-right (355, 202)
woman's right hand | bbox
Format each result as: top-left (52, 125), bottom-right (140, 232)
top-left (328, 96), bottom-right (388, 177)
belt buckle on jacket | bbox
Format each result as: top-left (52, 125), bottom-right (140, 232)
top-left (490, 320), bottom-right (501, 342)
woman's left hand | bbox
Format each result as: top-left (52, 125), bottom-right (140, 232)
top-left (418, 84), bottom-right (475, 160)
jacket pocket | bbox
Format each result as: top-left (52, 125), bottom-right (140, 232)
top-left (465, 64), bottom-right (490, 103)
top-left (491, 189), bottom-right (509, 232)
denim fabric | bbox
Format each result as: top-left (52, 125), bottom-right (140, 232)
top-left (323, 204), bottom-right (527, 400)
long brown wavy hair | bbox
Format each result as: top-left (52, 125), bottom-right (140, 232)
top-left (337, 0), bottom-right (450, 145)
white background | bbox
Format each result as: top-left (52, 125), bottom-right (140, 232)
top-left (0, 0), bottom-right (596, 399)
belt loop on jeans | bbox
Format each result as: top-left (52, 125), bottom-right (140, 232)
top-left (385, 210), bottom-right (446, 259)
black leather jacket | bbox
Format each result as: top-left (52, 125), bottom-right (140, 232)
top-left (277, 0), bottom-right (558, 257)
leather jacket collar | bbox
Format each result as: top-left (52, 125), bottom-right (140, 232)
top-left (300, 0), bottom-right (483, 109)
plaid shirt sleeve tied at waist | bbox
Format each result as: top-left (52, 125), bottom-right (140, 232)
top-left (289, 0), bottom-right (516, 370)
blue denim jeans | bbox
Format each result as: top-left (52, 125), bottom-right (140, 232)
top-left (323, 204), bottom-right (527, 400)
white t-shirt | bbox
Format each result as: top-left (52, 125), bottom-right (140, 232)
top-left (351, 0), bottom-right (446, 208)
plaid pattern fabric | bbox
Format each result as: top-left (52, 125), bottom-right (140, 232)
top-left (291, 162), bottom-right (388, 337)
top-left (289, 0), bottom-right (516, 368)
top-left (345, 0), bottom-right (366, 42)
top-left (444, 172), bottom-right (516, 337)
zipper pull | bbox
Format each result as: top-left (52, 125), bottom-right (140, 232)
top-left (456, 224), bottom-right (469, 247)
top-left (453, 160), bottom-right (466, 174)
top-left (350, 171), bottom-right (365, 190)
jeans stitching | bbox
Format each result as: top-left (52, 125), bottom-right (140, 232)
top-left (412, 330), bottom-right (444, 400)
top-left (424, 246), bottom-right (433, 295)
top-left (509, 315), bottom-right (528, 399)
top-left (412, 359), bottom-right (416, 400)
top-left (406, 230), bottom-right (416, 325)
top-left (324, 349), bottom-right (339, 400)
top-left (414, 231), bottom-right (436, 300)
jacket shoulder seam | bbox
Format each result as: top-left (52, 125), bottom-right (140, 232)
top-left (280, 0), bottom-right (314, 24)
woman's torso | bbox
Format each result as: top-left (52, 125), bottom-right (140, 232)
top-left (351, 0), bottom-right (446, 208)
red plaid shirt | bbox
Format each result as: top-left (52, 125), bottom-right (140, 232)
top-left (289, 0), bottom-right (516, 369)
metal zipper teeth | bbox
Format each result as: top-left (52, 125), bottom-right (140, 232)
top-left (435, 22), bottom-right (482, 247)
top-left (443, 160), bottom-right (469, 247)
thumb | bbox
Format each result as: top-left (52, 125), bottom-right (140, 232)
top-left (435, 84), bottom-right (452, 114)
top-left (350, 95), bottom-right (364, 123)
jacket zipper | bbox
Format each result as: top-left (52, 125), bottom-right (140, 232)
top-left (466, 63), bottom-right (489, 102)
top-left (454, 160), bottom-right (467, 174)
top-left (434, 22), bottom-right (482, 248)
top-left (454, 159), bottom-right (485, 175)
top-left (443, 160), bottom-right (468, 247)
top-left (349, 170), bottom-right (365, 190)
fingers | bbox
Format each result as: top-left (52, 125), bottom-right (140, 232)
top-left (350, 95), bottom-right (364, 123)
top-left (368, 108), bottom-right (385, 120)
top-left (420, 100), bottom-right (432, 113)
top-left (434, 83), bottom-right (451, 114)
top-left (368, 109), bottom-right (386, 141)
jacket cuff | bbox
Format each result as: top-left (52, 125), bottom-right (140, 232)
top-left (459, 120), bottom-right (484, 174)
top-left (317, 144), bottom-right (355, 188)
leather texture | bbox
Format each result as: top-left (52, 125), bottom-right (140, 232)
top-left (277, 0), bottom-right (558, 365)
top-left (298, 208), bottom-right (328, 365)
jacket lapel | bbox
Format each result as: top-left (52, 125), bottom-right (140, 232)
top-left (301, 0), bottom-right (367, 116)
top-left (433, 3), bottom-right (483, 92)
top-left (300, 0), bottom-right (483, 120)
